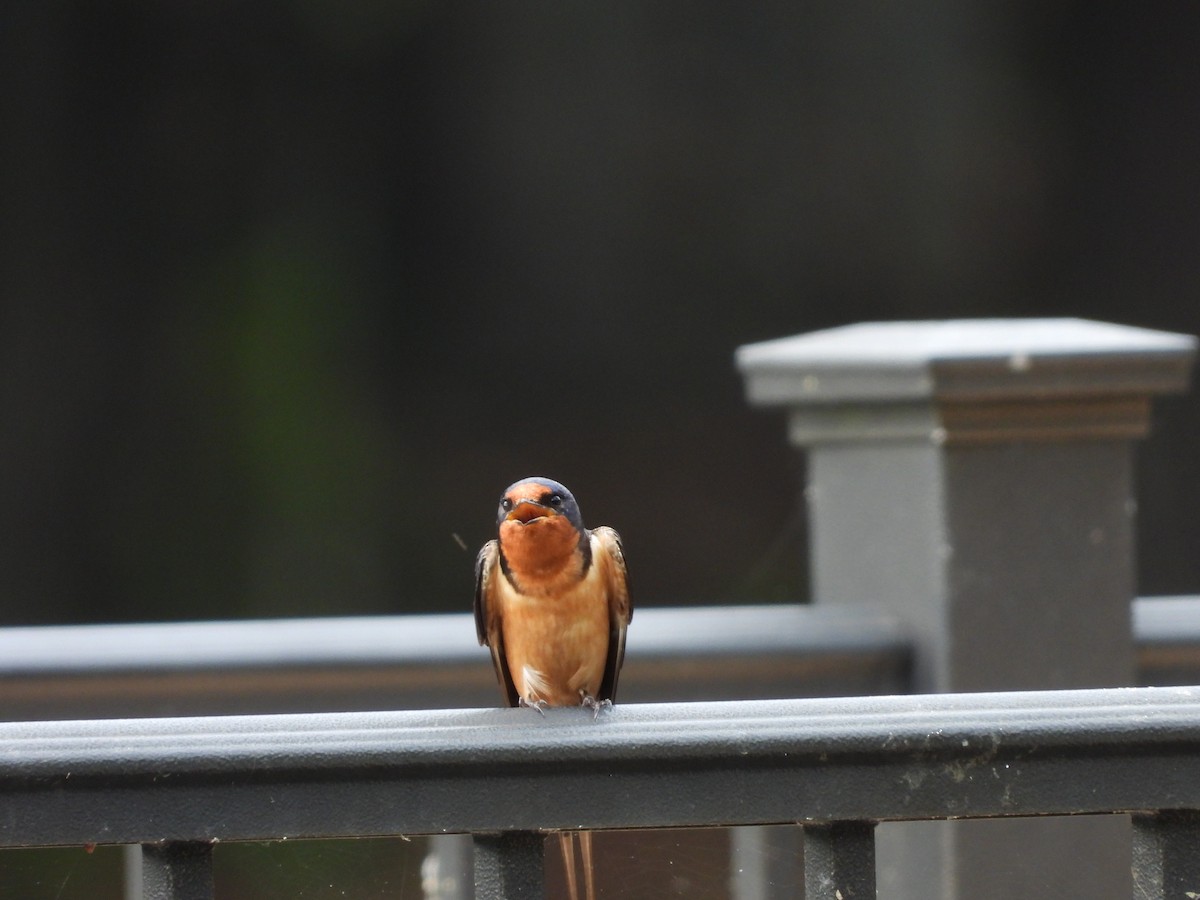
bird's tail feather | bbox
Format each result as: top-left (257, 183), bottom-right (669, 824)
top-left (579, 830), bottom-right (596, 900)
top-left (559, 832), bottom-right (579, 900)
top-left (558, 831), bottom-right (597, 900)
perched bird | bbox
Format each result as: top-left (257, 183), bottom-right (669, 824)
top-left (475, 480), bottom-right (633, 900)
top-left (475, 476), bottom-right (632, 900)
top-left (474, 476), bottom-right (632, 711)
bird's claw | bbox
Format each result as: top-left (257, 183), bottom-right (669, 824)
top-left (580, 693), bottom-right (612, 720)
top-left (519, 697), bottom-right (548, 716)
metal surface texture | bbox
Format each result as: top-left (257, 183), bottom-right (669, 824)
top-left (1131, 811), bottom-right (1200, 900)
top-left (473, 832), bottom-right (544, 900)
top-left (3, 685), bottom-right (1200, 850)
top-left (141, 842), bottom-right (213, 900)
top-left (803, 823), bottom-right (876, 900)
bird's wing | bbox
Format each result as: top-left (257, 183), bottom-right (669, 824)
top-left (592, 525), bottom-right (632, 703)
top-left (474, 539), bottom-right (519, 707)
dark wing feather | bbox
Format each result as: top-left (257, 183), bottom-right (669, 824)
top-left (592, 526), bottom-right (632, 703)
top-left (474, 540), bottom-right (519, 707)
top-left (473, 540), bottom-right (496, 645)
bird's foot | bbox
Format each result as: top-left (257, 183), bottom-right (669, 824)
top-left (579, 693), bottom-right (612, 720)
top-left (519, 697), bottom-right (548, 716)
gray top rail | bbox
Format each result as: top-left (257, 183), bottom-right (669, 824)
top-left (3, 685), bottom-right (1200, 849)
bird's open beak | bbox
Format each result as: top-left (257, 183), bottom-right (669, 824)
top-left (506, 500), bottom-right (556, 524)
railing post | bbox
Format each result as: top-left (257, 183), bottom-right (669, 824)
top-left (1132, 811), bottom-right (1200, 900)
top-left (141, 842), bottom-right (213, 900)
top-left (737, 319), bottom-right (1198, 900)
top-left (473, 831), bottom-right (544, 900)
top-left (803, 822), bottom-right (876, 900)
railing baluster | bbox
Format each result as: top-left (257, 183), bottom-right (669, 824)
top-left (1132, 810), bottom-right (1200, 900)
top-left (141, 842), bottom-right (213, 900)
top-left (803, 822), bottom-right (876, 900)
top-left (473, 831), bottom-right (544, 900)
top-left (124, 844), bottom-right (144, 900)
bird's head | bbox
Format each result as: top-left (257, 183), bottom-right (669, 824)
top-left (493, 476), bottom-right (592, 592)
top-left (496, 476), bottom-right (586, 532)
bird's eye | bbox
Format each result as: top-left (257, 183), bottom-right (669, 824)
top-left (500, 498), bottom-right (513, 511)
top-left (548, 494), bottom-right (563, 507)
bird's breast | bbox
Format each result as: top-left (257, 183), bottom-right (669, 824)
top-left (494, 547), bottom-right (611, 705)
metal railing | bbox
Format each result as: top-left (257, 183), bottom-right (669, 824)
top-left (2, 596), bottom-right (1198, 721)
top-left (3, 596), bottom-right (1198, 898)
top-left (3, 319), bottom-right (1196, 898)
top-left (3, 685), bottom-right (1200, 898)
top-left (0, 603), bottom-right (910, 720)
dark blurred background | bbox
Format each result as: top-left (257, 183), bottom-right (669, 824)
top-left (2, 2), bottom-right (1198, 626)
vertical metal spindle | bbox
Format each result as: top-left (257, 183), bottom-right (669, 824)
top-left (123, 845), bottom-right (144, 900)
top-left (803, 822), bottom-right (876, 900)
top-left (141, 842), bottom-right (214, 900)
top-left (473, 831), bottom-right (544, 900)
top-left (1132, 810), bottom-right (1200, 900)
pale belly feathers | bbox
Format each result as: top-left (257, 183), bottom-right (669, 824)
top-left (494, 551), bottom-right (611, 706)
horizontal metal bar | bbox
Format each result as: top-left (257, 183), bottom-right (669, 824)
top-left (1, 597), bottom-right (1197, 722)
top-left (3, 686), bottom-right (1200, 849)
top-left (0, 605), bottom-right (911, 720)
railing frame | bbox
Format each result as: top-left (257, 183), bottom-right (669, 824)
top-left (5, 686), bottom-right (1200, 898)
top-left (736, 318), bottom-right (1198, 900)
top-left (5, 317), bottom-right (1199, 899)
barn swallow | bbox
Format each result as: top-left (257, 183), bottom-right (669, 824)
top-left (474, 476), bottom-right (632, 712)
top-left (474, 477), bottom-right (630, 900)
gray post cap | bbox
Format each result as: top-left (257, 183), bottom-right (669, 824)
top-left (736, 319), bottom-right (1197, 445)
